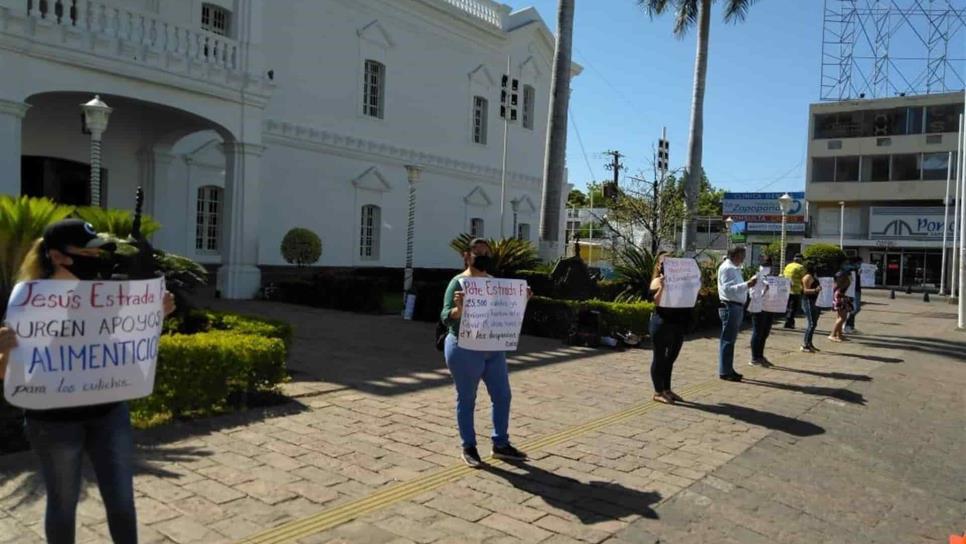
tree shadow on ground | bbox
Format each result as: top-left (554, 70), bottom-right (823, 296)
top-left (0, 399), bottom-right (308, 509)
top-left (770, 365), bottom-right (872, 382)
top-left (676, 402), bottom-right (825, 437)
top-left (484, 461), bottom-right (660, 524)
top-left (845, 335), bottom-right (966, 362)
top-left (741, 378), bottom-right (867, 405)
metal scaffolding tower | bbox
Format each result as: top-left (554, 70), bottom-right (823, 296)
top-left (821, 0), bottom-right (966, 101)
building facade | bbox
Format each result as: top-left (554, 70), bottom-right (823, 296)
top-left (723, 192), bottom-right (806, 265)
top-left (804, 92), bottom-right (963, 288)
top-left (0, 0), bottom-right (575, 298)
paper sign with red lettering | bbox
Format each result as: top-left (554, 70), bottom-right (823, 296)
top-left (457, 278), bottom-right (529, 351)
top-left (659, 258), bottom-right (701, 308)
top-left (3, 278), bottom-right (166, 410)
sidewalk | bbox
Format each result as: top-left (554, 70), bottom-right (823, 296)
top-left (0, 291), bottom-right (962, 543)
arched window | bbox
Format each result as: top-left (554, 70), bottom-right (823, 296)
top-left (360, 205), bottom-right (381, 260)
top-left (363, 60), bottom-right (386, 119)
top-left (470, 217), bottom-right (485, 238)
top-left (196, 186), bottom-right (222, 253)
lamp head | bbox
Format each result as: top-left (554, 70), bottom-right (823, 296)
top-left (404, 164), bottom-right (421, 183)
top-left (778, 193), bottom-right (793, 213)
top-left (80, 95), bottom-right (112, 135)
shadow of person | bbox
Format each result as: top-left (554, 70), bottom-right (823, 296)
top-left (676, 402), bottom-right (826, 437)
top-left (741, 378), bottom-right (867, 405)
top-left (822, 351), bottom-right (904, 363)
top-left (770, 365), bottom-right (872, 382)
top-left (483, 461), bottom-right (661, 523)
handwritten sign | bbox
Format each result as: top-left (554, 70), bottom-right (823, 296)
top-left (457, 278), bottom-right (528, 351)
top-left (761, 277), bottom-right (791, 314)
top-left (659, 258), bottom-right (701, 308)
top-left (846, 271), bottom-right (857, 298)
top-left (3, 278), bottom-right (165, 410)
top-left (860, 264), bottom-right (877, 287)
top-left (748, 279), bottom-right (766, 314)
top-left (817, 277), bottom-right (835, 308)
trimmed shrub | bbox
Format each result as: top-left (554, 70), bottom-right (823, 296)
top-left (581, 299), bottom-right (653, 337)
top-left (280, 228), bottom-right (322, 268)
top-left (130, 331), bottom-right (286, 420)
top-left (208, 311), bottom-right (293, 350)
top-left (413, 280), bottom-right (449, 322)
top-left (521, 296), bottom-right (654, 339)
top-left (512, 270), bottom-right (553, 297)
top-left (804, 243), bottom-right (847, 276)
top-left (597, 279), bottom-right (627, 302)
top-left (266, 276), bottom-right (386, 313)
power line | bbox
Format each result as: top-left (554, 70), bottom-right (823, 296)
top-left (569, 106), bottom-right (600, 188)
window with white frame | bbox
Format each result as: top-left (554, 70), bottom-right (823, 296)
top-left (517, 223), bottom-right (531, 241)
top-left (470, 217), bottom-right (485, 237)
top-left (201, 3), bottom-right (230, 36)
top-left (363, 60), bottom-right (385, 119)
top-left (360, 205), bottom-right (381, 260)
top-left (522, 85), bottom-right (535, 130)
top-left (473, 96), bottom-right (488, 144)
top-left (195, 186), bottom-right (222, 253)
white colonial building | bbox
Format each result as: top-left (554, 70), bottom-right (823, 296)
top-left (0, 0), bottom-right (576, 298)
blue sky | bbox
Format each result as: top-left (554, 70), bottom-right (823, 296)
top-left (521, 1), bottom-right (831, 194)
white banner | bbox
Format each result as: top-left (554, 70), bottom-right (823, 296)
top-left (761, 277), bottom-right (791, 314)
top-left (457, 278), bottom-right (528, 351)
top-left (3, 278), bottom-right (166, 410)
top-left (817, 277), bottom-right (835, 308)
top-left (658, 258), bottom-right (701, 309)
top-left (860, 263), bottom-right (877, 287)
top-left (846, 271), bottom-right (856, 298)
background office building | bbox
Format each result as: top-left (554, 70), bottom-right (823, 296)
top-left (804, 92), bottom-right (963, 289)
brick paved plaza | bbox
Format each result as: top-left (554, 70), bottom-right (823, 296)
top-left (1, 291), bottom-right (963, 543)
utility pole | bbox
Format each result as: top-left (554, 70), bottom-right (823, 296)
top-left (656, 128), bottom-right (669, 254)
top-left (603, 150), bottom-right (624, 201)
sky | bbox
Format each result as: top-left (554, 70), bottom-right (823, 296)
top-left (519, 0), bottom-right (946, 195)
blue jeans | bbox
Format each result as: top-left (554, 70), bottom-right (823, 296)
top-left (24, 403), bottom-right (137, 544)
top-left (443, 334), bottom-right (511, 448)
top-left (750, 312), bottom-right (774, 361)
top-left (718, 302), bottom-right (744, 376)
top-left (846, 291), bottom-right (861, 327)
top-left (801, 298), bottom-right (821, 348)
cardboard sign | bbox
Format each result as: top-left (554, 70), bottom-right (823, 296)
top-left (457, 278), bottom-right (528, 351)
top-left (846, 271), bottom-right (857, 298)
top-left (860, 263), bottom-right (877, 287)
top-left (658, 258), bottom-right (701, 309)
top-left (817, 277), bottom-right (835, 308)
top-left (761, 277), bottom-right (791, 314)
top-left (3, 278), bottom-right (166, 410)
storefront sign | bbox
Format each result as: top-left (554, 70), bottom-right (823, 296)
top-left (869, 207), bottom-right (953, 240)
top-left (723, 192), bottom-right (806, 219)
top-left (745, 222), bottom-right (806, 233)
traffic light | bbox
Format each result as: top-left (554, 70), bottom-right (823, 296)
top-left (657, 138), bottom-right (669, 172)
top-left (501, 75), bottom-right (519, 121)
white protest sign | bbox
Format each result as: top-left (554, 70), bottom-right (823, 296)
top-left (457, 278), bottom-right (528, 351)
top-left (860, 264), bottom-right (877, 287)
top-left (658, 258), bottom-right (701, 308)
top-left (748, 280), bottom-right (766, 314)
top-left (761, 277), bottom-right (791, 314)
top-left (846, 271), bottom-right (856, 298)
top-left (3, 278), bottom-right (166, 410)
top-left (817, 277), bottom-right (835, 308)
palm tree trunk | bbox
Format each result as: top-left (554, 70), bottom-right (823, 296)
top-left (682, 0), bottom-right (711, 253)
top-left (539, 0), bottom-right (575, 258)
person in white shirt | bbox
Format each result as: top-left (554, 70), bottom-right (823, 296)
top-left (717, 246), bottom-right (758, 381)
top-left (748, 255), bottom-right (774, 368)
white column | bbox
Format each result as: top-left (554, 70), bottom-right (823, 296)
top-left (0, 99), bottom-right (30, 197)
top-left (217, 141), bottom-right (265, 299)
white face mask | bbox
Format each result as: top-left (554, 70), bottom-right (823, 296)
top-left (760, 266), bottom-right (771, 276)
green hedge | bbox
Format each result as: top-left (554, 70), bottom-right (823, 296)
top-left (267, 276), bottom-right (386, 313)
top-left (130, 330), bottom-right (286, 421)
top-left (522, 296), bottom-right (654, 339)
top-left (511, 270), bottom-right (554, 297)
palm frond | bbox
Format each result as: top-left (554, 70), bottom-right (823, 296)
top-left (638, 0), bottom-right (672, 18)
top-left (723, 0), bottom-right (757, 23)
top-left (448, 234), bottom-right (540, 276)
top-left (0, 195), bottom-right (74, 303)
top-left (673, 0), bottom-right (700, 36)
top-left (73, 207), bottom-right (161, 239)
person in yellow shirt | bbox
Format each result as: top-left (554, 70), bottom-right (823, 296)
top-left (783, 254), bottom-right (806, 329)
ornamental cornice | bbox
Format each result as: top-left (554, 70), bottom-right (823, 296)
top-left (263, 119), bottom-right (542, 188)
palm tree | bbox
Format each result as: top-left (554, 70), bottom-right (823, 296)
top-left (638, 0), bottom-right (757, 252)
top-left (539, 0), bottom-right (575, 258)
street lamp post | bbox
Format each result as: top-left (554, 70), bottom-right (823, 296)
top-left (838, 201), bottom-right (845, 249)
top-left (724, 216), bottom-right (734, 250)
top-left (778, 193), bottom-right (793, 270)
top-left (403, 165), bottom-right (421, 319)
top-left (81, 95), bottom-right (112, 207)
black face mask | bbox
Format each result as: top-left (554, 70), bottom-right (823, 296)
top-left (64, 254), bottom-right (107, 280)
top-left (470, 254), bottom-right (493, 273)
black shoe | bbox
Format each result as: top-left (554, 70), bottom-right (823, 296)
top-left (461, 447), bottom-right (483, 468)
top-left (719, 372), bottom-right (743, 382)
top-left (492, 444), bottom-right (528, 461)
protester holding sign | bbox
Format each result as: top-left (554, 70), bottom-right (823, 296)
top-left (440, 238), bottom-right (530, 468)
top-left (829, 271), bottom-right (853, 343)
top-left (647, 252), bottom-right (695, 405)
top-left (748, 256), bottom-right (775, 368)
top-left (717, 247), bottom-right (757, 382)
top-left (800, 261), bottom-right (824, 353)
top-left (845, 256), bottom-right (863, 334)
top-left (0, 220), bottom-right (174, 544)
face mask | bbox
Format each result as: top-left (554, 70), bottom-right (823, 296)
top-left (64, 253), bottom-right (106, 280)
top-left (470, 254), bottom-right (493, 273)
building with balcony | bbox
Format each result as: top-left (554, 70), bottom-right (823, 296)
top-left (0, 0), bottom-right (576, 298)
top-left (804, 92), bottom-right (963, 288)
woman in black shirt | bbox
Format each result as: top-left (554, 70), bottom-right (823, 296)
top-left (648, 252), bottom-right (692, 404)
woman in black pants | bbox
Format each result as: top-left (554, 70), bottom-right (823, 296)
top-left (648, 252), bottom-right (692, 404)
